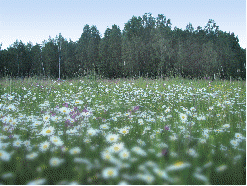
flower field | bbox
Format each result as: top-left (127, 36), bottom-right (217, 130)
top-left (0, 77), bottom-right (246, 185)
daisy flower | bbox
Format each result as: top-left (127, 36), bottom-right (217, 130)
top-left (131, 146), bottom-right (147, 156)
top-left (215, 164), bottom-right (227, 172)
top-left (27, 178), bottom-right (47, 185)
top-left (106, 133), bottom-right (119, 143)
top-left (83, 138), bottom-right (91, 143)
top-left (118, 181), bottom-right (129, 185)
top-left (193, 173), bottom-right (210, 184)
top-left (119, 128), bottom-right (129, 135)
top-left (222, 124), bottom-right (230, 129)
top-left (179, 113), bottom-right (187, 123)
top-left (235, 133), bottom-right (243, 140)
top-left (187, 148), bottom-right (199, 158)
top-left (74, 100), bottom-right (83, 105)
top-left (50, 136), bottom-right (64, 146)
top-left (39, 141), bottom-right (50, 152)
top-left (230, 139), bottom-right (239, 148)
top-left (13, 139), bottom-right (22, 148)
top-left (0, 150), bottom-right (11, 161)
top-left (109, 143), bottom-right (124, 154)
top-left (137, 139), bottom-right (146, 146)
top-left (153, 168), bottom-right (170, 180)
top-left (138, 119), bottom-right (144, 125)
top-left (69, 147), bottom-right (81, 155)
top-left (87, 128), bottom-right (98, 136)
top-left (119, 149), bottom-right (131, 160)
top-left (101, 150), bottom-right (113, 161)
top-left (49, 157), bottom-right (65, 167)
top-left (100, 124), bottom-right (110, 130)
top-left (40, 126), bottom-right (55, 136)
top-left (165, 161), bottom-right (191, 172)
top-left (102, 167), bottom-right (119, 179)
top-left (60, 107), bottom-right (70, 115)
top-left (208, 106), bottom-right (214, 111)
top-left (138, 173), bottom-right (155, 184)
top-left (43, 115), bottom-right (50, 123)
top-left (26, 152), bottom-right (39, 160)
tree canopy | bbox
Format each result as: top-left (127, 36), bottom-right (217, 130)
top-left (0, 13), bottom-right (245, 80)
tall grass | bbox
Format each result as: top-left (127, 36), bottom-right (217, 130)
top-left (0, 76), bottom-right (245, 184)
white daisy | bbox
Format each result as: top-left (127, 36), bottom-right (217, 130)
top-left (138, 119), bottom-right (144, 125)
top-left (27, 178), bottom-right (47, 185)
top-left (187, 148), bottom-right (199, 158)
top-left (40, 126), bottom-right (55, 136)
top-left (230, 139), bottom-right (239, 148)
top-left (119, 128), bottom-right (129, 135)
top-left (106, 134), bottom-right (119, 143)
top-left (118, 181), bottom-right (129, 185)
top-left (235, 133), bottom-right (243, 140)
top-left (50, 136), bottom-right (64, 147)
top-left (69, 147), bottom-right (81, 155)
top-left (101, 150), bottom-right (113, 161)
top-left (102, 167), bottom-right (119, 179)
top-left (222, 124), bottom-right (230, 129)
top-left (87, 128), bottom-right (98, 136)
top-left (119, 149), bottom-right (130, 160)
top-left (179, 113), bottom-right (187, 123)
top-left (109, 143), bottom-right (124, 154)
top-left (60, 107), bottom-right (70, 114)
top-left (26, 152), bottom-right (39, 160)
top-left (0, 150), bottom-right (11, 161)
top-left (39, 141), bottom-right (50, 152)
top-left (215, 164), bottom-right (227, 172)
top-left (193, 173), bottom-right (210, 184)
top-left (13, 139), bottom-right (22, 148)
top-left (131, 146), bottom-right (147, 156)
top-left (43, 115), bottom-right (50, 122)
top-left (166, 161), bottom-right (191, 172)
top-left (49, 157), bottom-right (65, 167)
top-left (100, 124), bottom-right (110, 130)
top-left (138, 173), bottom-right (155, 184)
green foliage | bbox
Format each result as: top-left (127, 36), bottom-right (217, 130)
top-left (0, 14), bottom-right (245, 80)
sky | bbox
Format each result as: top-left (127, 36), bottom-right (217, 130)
top-left (0, 0), bottom-right (246, 50)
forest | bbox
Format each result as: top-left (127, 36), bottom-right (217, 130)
top-left (0, 13), bottom-right (246, 80)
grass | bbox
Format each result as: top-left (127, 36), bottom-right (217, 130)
top-left (0, 76), bottom-right (246, 184)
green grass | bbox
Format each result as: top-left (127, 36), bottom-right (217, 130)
top-left (0, 76), bottom-right (246, 184)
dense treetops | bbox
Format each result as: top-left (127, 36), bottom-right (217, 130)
top-left (0, 13), bottom-right (245, 80)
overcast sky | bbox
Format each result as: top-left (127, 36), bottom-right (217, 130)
top-left (0, 0), bottom-right (246, 49)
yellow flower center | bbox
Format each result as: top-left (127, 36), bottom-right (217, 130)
top-left (110, 137), bottom-right (114, 141)
top-left (114, 147), bottom-right (120, 151)
top-left (0, 153), bottom-right (2, 156)
top-left (174, 161), bottom-right (184, 167)
top-left (46, 130), bottom-right (51, 133)
top-left (43, 145), bottom-right (47, 149)
top-left (107, 170), bottom-right (114, 176)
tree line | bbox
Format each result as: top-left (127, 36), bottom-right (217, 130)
top-left (0, 13), bottom-right (245, 80)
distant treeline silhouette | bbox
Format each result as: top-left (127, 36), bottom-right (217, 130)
top-left (0, 13), bottom-right (245, 80)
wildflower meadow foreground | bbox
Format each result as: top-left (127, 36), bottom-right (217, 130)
top-left (0, 77), bottom-right (246, 185)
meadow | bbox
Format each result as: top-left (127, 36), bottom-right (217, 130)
top-left (0, 76), bottom-right (246, 185)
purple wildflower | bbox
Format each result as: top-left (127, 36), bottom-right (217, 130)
top-left (164, 125), bottom-right (170, 131)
